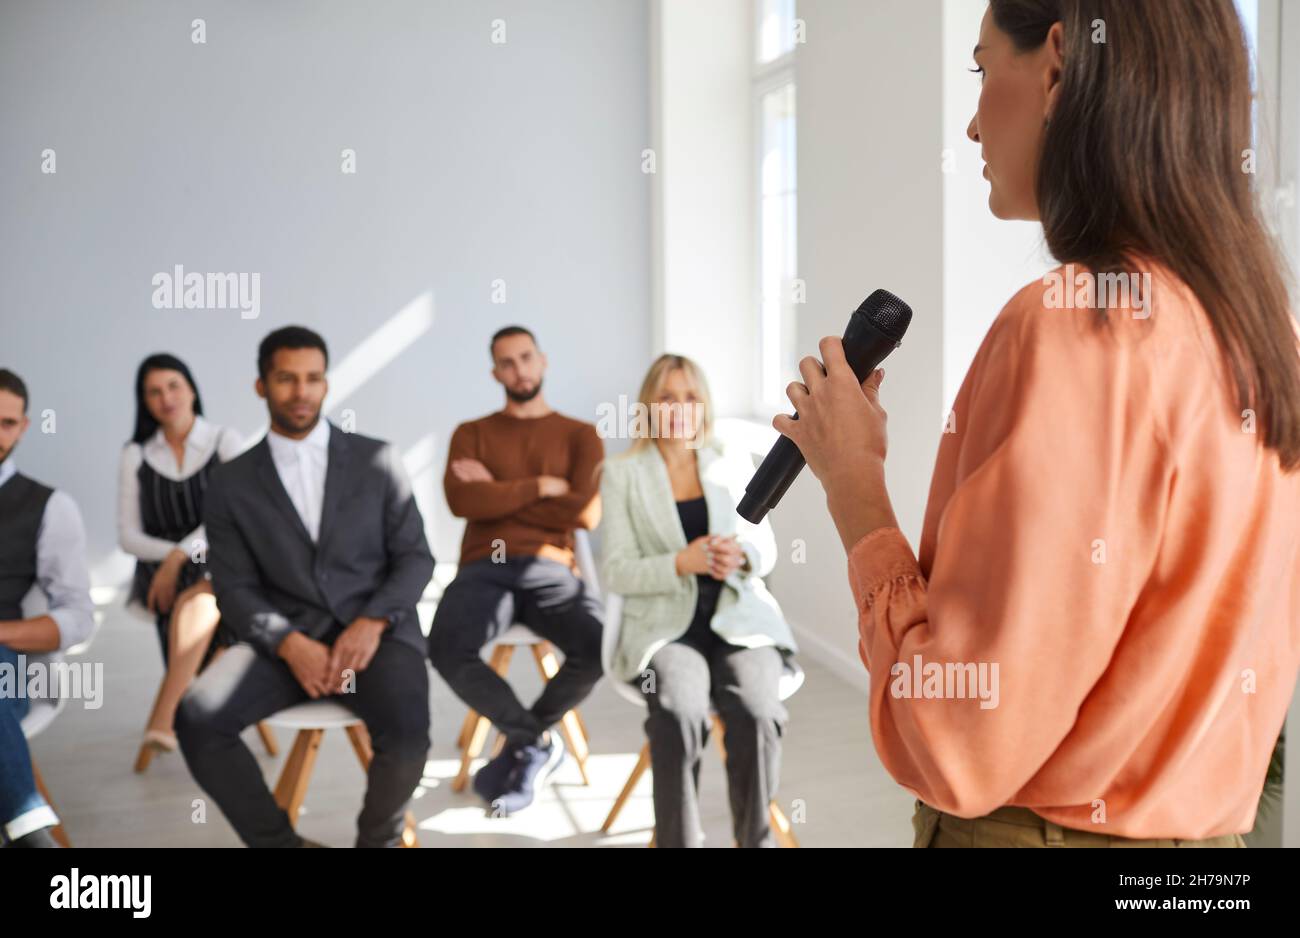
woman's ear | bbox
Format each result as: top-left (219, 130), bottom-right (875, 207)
top-left (1044, 21), bottom-right (1065, 122)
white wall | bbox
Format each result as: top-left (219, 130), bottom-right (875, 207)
top-left (0, 0), bottom-right (652, 580)
top-left (942, 0), bottom-right (1052, 410)
top-left (651, 0), bottom-right (756, 415)
top-left (756, 0), bottom-right (1049, 686)
top-left (770, 0), bottom-right (946, 687)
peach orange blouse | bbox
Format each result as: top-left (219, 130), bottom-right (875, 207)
top-left (847, 261), bottom-right (1300, 839)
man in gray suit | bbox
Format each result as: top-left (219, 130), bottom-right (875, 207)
top-left (176, 326), bottom-right (434, 848)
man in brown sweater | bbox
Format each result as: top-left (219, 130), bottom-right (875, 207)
top-left (429, 326), bottom-right (605, 815)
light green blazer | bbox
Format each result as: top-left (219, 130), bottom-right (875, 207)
top-left (599, 439), bottom-right (798, 682)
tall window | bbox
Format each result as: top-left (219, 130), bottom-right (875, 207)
top-left (755, 0), bottom-right (798, 413)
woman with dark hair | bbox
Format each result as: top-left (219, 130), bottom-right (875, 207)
top-left (777, 0), bottom-right (1300, 847)
top-left (117, 353), bottom-right (242, 769)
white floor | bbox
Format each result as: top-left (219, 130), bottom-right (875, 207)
top-left (27, 597), bottom-right (914, 848)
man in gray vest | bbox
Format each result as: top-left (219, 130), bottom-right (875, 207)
top-left (176, 327), bottom-right (435, 848)
top-left (0, 369), bottom-right (95, 848)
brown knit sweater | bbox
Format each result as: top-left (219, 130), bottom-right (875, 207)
top-left (444, 411), bottom-right (604, 568)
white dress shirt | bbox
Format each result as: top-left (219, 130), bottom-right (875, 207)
top-left (0, 461), bottom-right (95, 651)
top-left (117, 415), bottom-right (246, 562)
top-left (266, 419), bottom-right (331, 542)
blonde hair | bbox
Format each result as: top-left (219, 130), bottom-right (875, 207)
top-left (627, 354), bottom-right (714, 454)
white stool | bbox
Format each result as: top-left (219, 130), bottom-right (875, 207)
top-left (265, 699), bottom-right (419, 847)
top-left (598, 593), bottom-right (804, 848)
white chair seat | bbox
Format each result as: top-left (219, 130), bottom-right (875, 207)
top-left (264, 699), bottom-right (360, 730)
top-left (495, 623), bottom-right (544, 646)
top-left (20, 695), bottom-right (63, 740)
top-left (18, 647), bottom-right (69, 740)
top-left (602, 593), bottom-right (805, 709)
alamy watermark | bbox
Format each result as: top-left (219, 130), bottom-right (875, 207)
top-left (1042, 263), bottom-right (1152, 320)
top-left (595, 396), bottom-right (706, 449)
top-left (151, 265), bottom-right (260, 320)
top-left (889, 654), bottom-right (999, 710)
top-left (0, 655), bottom-right (103, 710)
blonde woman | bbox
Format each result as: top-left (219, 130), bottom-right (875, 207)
top-left (600, 354), bottom-right (798, 847)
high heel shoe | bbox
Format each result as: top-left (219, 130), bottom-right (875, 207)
top-left (142, 728), bottom-right (178, 752)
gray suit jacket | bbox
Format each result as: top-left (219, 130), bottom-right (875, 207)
top-left (202, 422), bottom-right (434, 658)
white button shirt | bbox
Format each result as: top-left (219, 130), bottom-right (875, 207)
top-left (266, 419), bottom-right (330, 542)
top-left (116, 415), bottom-right (246, 563)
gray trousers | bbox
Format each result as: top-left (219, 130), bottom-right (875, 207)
top-left (638, 640), bottom-right (787, 848)
top-left (176, 640), bottom-right (430, 848)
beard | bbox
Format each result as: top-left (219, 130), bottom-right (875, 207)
top-left (0, 444), bottom-right (11, 467)
top-left (505, 378), bottom-right (543, 404)
top-left (269, 401), bottom-right (322, 436)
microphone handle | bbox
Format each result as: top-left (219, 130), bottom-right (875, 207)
top-left (736, 314), bottom-right (900, 523)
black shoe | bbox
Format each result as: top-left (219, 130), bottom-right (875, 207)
top-left (489, 733), bottom-right (565, 817)
top-left (5, 826), bottom-right (61, 848)
top-left (473, 740), bottom-right (520, 805)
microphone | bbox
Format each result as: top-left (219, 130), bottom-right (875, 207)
top-left (736, 289), bottom-right (913, 524)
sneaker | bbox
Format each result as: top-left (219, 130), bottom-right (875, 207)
top-left (488, 733), bottom-right (565, 817)
top-left (472, 740), bottom-right (520, 805)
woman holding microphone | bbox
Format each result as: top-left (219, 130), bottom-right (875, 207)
top-left (777, 0), bottom-right (1300, 847)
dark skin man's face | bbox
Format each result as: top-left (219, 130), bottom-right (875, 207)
top-left (256, 348), bottom-right (328, 439)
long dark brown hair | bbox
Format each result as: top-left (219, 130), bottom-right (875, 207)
top-left (131, 353), bottom-right (204, 445)
top-left (990, 0), bottom-right (1300, 470)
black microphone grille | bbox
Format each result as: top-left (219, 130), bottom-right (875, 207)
top-left (857, 289), bottom-right (913, 341)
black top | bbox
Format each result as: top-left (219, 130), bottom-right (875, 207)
top-left (127, 449), bottom-right (221, 616)
top-left (675, 496), bottom-right (723, 651)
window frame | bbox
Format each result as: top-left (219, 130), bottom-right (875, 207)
top-left (751, 12), bottom-right (798, 418)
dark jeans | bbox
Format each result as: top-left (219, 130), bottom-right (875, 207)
top-left (0, 643), bottom-right (47, 838)
top-left (638, 639), bottom-right (787, 848)
top-left (428, 556), bottom-right (603, 747)
top-left (175, 639), bottom-right (430, 848)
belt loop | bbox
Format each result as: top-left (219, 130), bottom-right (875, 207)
top-left (1043, 819), bottom-right (1066, 847)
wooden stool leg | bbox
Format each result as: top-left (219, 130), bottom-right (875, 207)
top-left (452, 645), bottom-right (514, 793)
top-left (452, 715), bottom-right (492, 792)
top-left (557, 712), bottom-right (591, 785)
top-left (257, 721), bottom-right (279, 757)
top-left (345, 724), bottom-right (421, 848)
top-left (399, 813), bottom-right (419, 848)
top-left (533, 644), bottom-right (591, 785)
top-left (455, 708), bottom-right (478, 750)
top-left (601, 741), bottom-right (650, 833)
top-left (345, 723), bottom-right (374, 764)
top-left (30, 761), bottom-right (70, 848)
top-left (769, 801), bottom-right (799, 848)
top-left (132, 674), bottom-right (171, 774)
top-left (710, 713), bottom-right (728, 760)
top-left (272, 729), bottom-right (323, 826)
top-left (531, 644), bottom-right (591, 748)
top-left (572, 709), bottom-right (591, 746)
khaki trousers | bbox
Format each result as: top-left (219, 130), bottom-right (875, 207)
top-left (912, 800), bottom-right (1246, 848)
